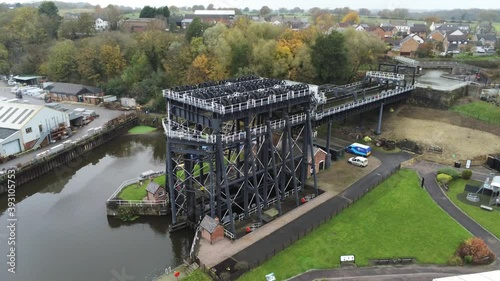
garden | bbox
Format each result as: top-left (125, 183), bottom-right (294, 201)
top-left (439, 167), bottom-right (500, 238)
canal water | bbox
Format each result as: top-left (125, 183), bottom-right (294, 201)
top-left (0, 132), bottom-right (193, 281)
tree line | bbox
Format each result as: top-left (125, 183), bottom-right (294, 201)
top-left (0, 2), bottom-right (387, 112)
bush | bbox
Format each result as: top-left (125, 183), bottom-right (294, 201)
top-left (456, 237), bottom-right (496, 265)
top-left (447, 255), bottom-right (463, 266)
top-left (438, 167), bottom-right (460, 179)
top-left (234, 261), bottom-right (249, 271)
top-left (464, 255), bottom-right (473, 264)
top-left (117, 206), bottom-right (140, 222)
top-left (462, 170), bottom-right (472, 180)
top-left (219, 272), bottom-right (231, 281)
top-left (437, 174), bottom-right (453, 185)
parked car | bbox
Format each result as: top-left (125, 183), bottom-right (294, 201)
top-left (348, 156), bottom-right (368, 167)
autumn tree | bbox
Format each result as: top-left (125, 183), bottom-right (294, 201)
top-left (315, 13), bottom-right (336, 31)
top-left (41, 40), bottom-right (77, 82)
top-left (342, 11), bottom-right (360, 24)
top-left (78, 13), bottom-right (96, 36)
top-left (358, 8), bottom-right (370, 16)
top-left (207, 4), bottom-right (215, 10)
top-left (0, 43), bottom-right (9, 74)
top-left (169, 6), bottom-right (179, 15)
top-left (259, 6), bottom-right (272, 16)
top-left (38, 2), bottom-right (62, 39)
top-left (343, 28), bottom-right (387, 80)
top-left (311, 31), bottom-right (348, 84)
top-left (185, 18), bottom-right (208, 42)
top-left (104, 5), bottom-right (122, 31)
top-left (100, 44), bottom-right (126, 80)
top-left (392, 8), bottom-right (409, 19)
top-left (140, 6), bottom-right (156, 18)
top-left (425, 16), bottom-right (440, 26)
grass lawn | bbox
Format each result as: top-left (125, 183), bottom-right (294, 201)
top-left (118, 175), bottom-right (165, 200)
top-left (182, 269), bottom-right (213, 281)
top-left (238, 169), bottom-right (471, 281)
top-left (447, 179), bottom-right (500, 238)
top-left (451, 101), bottom-right (500, 125)
top-left (128, 126), bottom-right (157, 134)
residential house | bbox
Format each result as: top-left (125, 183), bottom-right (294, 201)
top-left (410, 24), bottom-right (428, 39)
top-left (389, 20), bottom-right (410, 34)
top-left (457, 24), bottom-right (471, 34)
top-left (45, 83), bottom-right (103, 103)
top-left (180, 18), bottom-right (193, 29)
top-left (64, 12), bottom-right (80, 19)
top-left (121, 18), bottom-right (167, 32)
top-left (146, 181), bottom-right (167, 201)
top-left (334, 22), bottom-right (352, 31)
top-left (188, 10), bottom-right (235, 26)
top-left (95, 18), bottom-right (108, 31)
top-left (355, 23), bottom-right (371, 31)
top-left (437, 23), bottom-right (459, 33)
top-left (428, 30), bottom-right (446, 42)
top-left (371, 25), bottom-right (398, 40)
top-left (476, 22), bottom-right (496, 34)
top-left (395, 34), bottom-right (424, 57)
top-left (474, 34), bottom-right (498, 49)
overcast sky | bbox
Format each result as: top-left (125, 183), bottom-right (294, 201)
top-left (12, 0), bottom-right (500, 10)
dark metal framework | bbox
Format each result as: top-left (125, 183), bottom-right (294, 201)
top-left (164, 65), bottom-right (416, 238)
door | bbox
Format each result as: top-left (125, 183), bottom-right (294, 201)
top-left (319, 161), bottom-right (324, 171)
top-left (3, 139), bottom-right (22, 156)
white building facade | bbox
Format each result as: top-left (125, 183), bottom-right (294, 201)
top-left (0, 102), bottom-right (70, 156)
top-left (95, 18), bottom-right (109, 31)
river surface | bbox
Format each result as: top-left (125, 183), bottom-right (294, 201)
top-left (0, 132), bottom-right (193, 281)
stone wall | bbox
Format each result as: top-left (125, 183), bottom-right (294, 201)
top-left (409, 85), bottom-right (470, 109)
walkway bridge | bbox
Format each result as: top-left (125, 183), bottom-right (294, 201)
top-left (163, 65), bottom-right (416, 237)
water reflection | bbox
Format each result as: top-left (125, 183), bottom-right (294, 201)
top-left (0, 132), bottom-right (192, 281)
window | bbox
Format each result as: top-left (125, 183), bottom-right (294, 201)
top-left (39, 124), bottom-right (43, 132)
top-left (25, 127), bottom-right (32, 133)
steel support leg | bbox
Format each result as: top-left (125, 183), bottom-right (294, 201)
top-left (166, 141), bottom-right (177, 224)
top-left (217, 134), bottom-right (235, 237)
top-left (307, 111), bottom-right (318, 195)
top-left (267, 121), bottom-right (282, 215)
top-left (375, 103), bottom-right (384, 135)
top-left (325, 121), bottom-right (332, 168)
top-left (246, 119), bottom-right (262, 224)
top-left (286, 116), bottom-right (300, 207)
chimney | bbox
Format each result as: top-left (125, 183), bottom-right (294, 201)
top-left (214, 216), bottom-right (219, 224)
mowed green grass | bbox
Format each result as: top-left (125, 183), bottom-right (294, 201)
top-left (182, 269), bottom-right (213, 281)
top-left (118, 175), bottom-right (165, 200)
top-left (238, 169), bottom-right (471, 281)
top-left (128, 125), bottom-right (157, 134)
top-left (447, 179), bottom-right (500, 238)
top-left (58, 8), bottom-right (95, 16)
top-left (451, 101), bottom-right (500, 125)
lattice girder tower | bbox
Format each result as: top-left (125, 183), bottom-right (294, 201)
top-left (163, 76), bottom-right (322, 238)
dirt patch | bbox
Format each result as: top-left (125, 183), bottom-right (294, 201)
top-left (380, 105), bottom-right (500, 165)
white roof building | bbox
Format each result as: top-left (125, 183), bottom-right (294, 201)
top-left (0, 102), bottom-right (70, 157)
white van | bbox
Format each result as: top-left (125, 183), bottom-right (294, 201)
top-left (348, 156), bottom-right (368, 167)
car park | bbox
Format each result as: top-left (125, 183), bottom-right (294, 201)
top-left (348, 156), bottom-right (368, 167)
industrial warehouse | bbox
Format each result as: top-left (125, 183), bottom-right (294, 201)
top-left (0, 101), bottom-right (70, 157)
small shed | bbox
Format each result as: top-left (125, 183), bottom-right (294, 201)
top-left (146, 181), bottom-right (167, 201)
top-left (307, 146), bottom-right (328, 177)
top-left (200, 215), bottom-right (225, 244)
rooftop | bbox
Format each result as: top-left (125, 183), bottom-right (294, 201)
top-left (0, 102), bottom-right (43, 130)
top-left (146, 181), bottom-right (161, 194)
